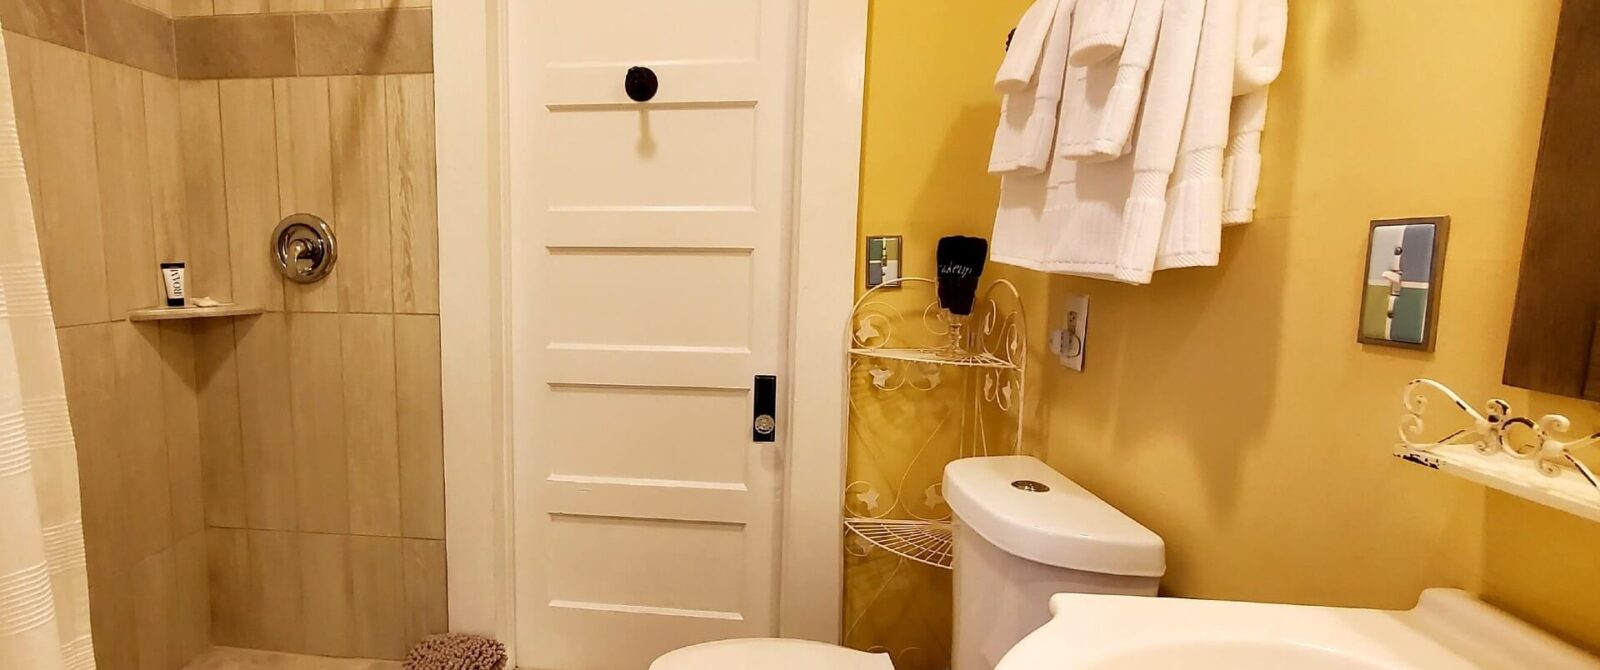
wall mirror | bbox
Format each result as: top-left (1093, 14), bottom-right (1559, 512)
top-left (1504, 0), bottom-right (1600, 400)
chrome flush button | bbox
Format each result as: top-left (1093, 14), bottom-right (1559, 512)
top-left (1011, 480), bottom-right (1050, 493)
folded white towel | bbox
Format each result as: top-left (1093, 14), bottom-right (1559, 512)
top-left (993, 0), bottom-right (1204, 283)
top-left (1060, 0), bottom-right (1164, 160)
top-left (1222, 89), bottom-right (1268, 224)
top-left (995, 0), bottom-right (1063, 93)
top-left (1155, 0), bottom-right (1237, 272)
top-left (1222, 0), bottom-right (1285, 224)
top-left (1069, 0), bottom-right (1140, 66)
top-left (1110, 0), bottom-right (1207, 283)
top-left (990, 0), bottom-right (1077, 175)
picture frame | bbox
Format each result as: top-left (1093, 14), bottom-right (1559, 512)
top-left (1358, 216), bottom-right (1450, 352)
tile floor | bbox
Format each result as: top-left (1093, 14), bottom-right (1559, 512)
top-left (182, 647), bottom-right (402, 670)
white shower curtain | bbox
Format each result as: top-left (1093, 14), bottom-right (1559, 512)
top-left (0, 29), bottom-right (97, 670)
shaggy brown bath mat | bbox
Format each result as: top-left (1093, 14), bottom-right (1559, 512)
top-left (403, 633), bottom-right (508, 670)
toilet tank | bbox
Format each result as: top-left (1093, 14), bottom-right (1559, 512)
top-left (945, 456), bottom-right (1165, 670)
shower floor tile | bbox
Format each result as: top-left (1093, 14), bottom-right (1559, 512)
top-left (183, 647), bottom-right (403, 670)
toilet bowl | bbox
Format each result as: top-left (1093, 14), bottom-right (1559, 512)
top-left (650, 638), bottom-right (893, 670)
top-left (648, 456), bottom-right (1165, 670)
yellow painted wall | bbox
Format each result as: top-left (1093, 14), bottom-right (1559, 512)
top-left (857, 0), bottom-right (1600, 657)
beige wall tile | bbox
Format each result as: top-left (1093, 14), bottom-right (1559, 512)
top-left (294, 9), bottom-right (432, 76)
top-left (298, 532), bottom-right (356, 657)
top-left (140, 0), bottom-right (176, 16)
top-left (287, 313), bottom-right (350, 533)
top-left (214, 0), bottom-right (271, 14)
top-left (175, 531), bottom-right (212, 663)
top-left (173, 0), bottom-right (214, 16)
top-left (269, 0), bottom-right (324, 11)
top-left (341, 313), bottom-right (401, 536)
top-left (330, 76), bottom-right (393, 313)
top-left (179, 79), bottom-right (234, 300)
top-left (247, 529), bottom-right (305, 651)
top-left (349, 535), bottom-right (407, 659)
top-left (276, 76), bottom-right (340, 311)
top-left (219, 78), bottom-right (286, 310)
top-left (401, 538), bottom-right (447, 645)
top-left (385, 74), bottom-right (438, 314)
top-left (176, 14), bottom-right (296, 79)
top-left (91, 59), bottom-right (162, 317)
top-left (111, 321), bottom-right (175, 560)
top-left (133, 546), bottom-right (179, 670)
top-left (395, 314), bottom-right (442, 539)
top-left (84, 0), bottom-right (179, 77)
top-left (0, 0), bottom-right (87, 52)
top-left (324, 0), bottom-right (379, 9)
top-left (144, 72), bottom-right (191, 267)
top-left (17, 38), bottom-right (111, 327)
top-left (160, 322), bottom-right (206, 537)
top-left (233, 313), bottom-right (298, 530)
top-left (206, 527), bottom-right (251, 647)
top-left (194, 319), bottom-right (246, 527)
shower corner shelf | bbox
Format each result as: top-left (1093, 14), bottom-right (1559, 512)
top-left (844, 517), bottom-right (953, 569)
top-left (127, 304), bottom-right (265, 322)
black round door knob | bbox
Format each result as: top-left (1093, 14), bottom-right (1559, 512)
top-left (625, 66), bottom-right (659, 102)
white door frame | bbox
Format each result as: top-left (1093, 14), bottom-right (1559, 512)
top-left (434, 1), bottom-right (867, 663)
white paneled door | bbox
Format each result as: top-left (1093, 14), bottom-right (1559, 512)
top-left (509, 1), bottom-right (800, 668)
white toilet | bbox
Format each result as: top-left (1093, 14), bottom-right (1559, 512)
top-left (651, 456), bottom-right (1166, 670)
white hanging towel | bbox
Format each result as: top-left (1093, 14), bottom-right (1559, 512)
top-left (1059, 0), bottom-right (1164, 161)
top-left (1153, 0), bottom-right (1238, 271)
top-left (990, 0), bottom-right (1076, 175)
top-left (1222, 0), bottom-right (1286, 224)
top-left (1069, 0), bottom-right (1140, 65)
top-left (992, 0), bottom-right (1206, 283)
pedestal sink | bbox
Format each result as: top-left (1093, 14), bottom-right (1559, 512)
top-left (997, 589), bottom-right (1598, 670)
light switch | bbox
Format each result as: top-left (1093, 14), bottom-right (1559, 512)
top-left (866, 235), bottom-right (903, 288)
top-left (1050, 293), bottom-right (1089, 371)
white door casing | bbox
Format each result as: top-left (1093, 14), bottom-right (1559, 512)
top-left (507, 1), bottom-right (801, 668)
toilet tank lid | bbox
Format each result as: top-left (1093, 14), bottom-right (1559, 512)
top-left (944, 456), bottom-right (1165, 577)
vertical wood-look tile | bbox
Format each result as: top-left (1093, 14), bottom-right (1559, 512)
top-left (233, 313), bottom-right (298, 530)
top-left (111, 321), bottom-right (175, 560)
top-left (402, 539), bottom-right (448, 645)
top-left (21, 39), bottom-right (111, 326)
top-left (219, 79), bottom-right (285, 311)
top-left (287, 313), bottom-right (349, 532)
top-left (298, 532), bottom-right (356, 657)
top-left (144, 72), bottom-right (190, 268)
top-left (395, 314), bottom-right (443, 539)
top-left (275, 77), bottom-right (340, 312)
top-left (160, 322), bottom-right (206, 537)
top-left (132, 547), bottom-right (179, 670)
top-left (58, 324), bottom-right (135, 668)
top-left (174, 531), bottom-right (212, 663)
top-left (206, 527), bottom-right (252, 647)
top-left (179, 79), bottom-right (234, 301)
top-left (91, 59), bottom-right (160, 317)
top-left (330, 76), bottom-right (393, 313)
top-left (341, 313), bottom-right (401, 536)
top-left (193, 319), bottom-right (246, 527)
top-left (386, 75), bottom-right (438, 314)
top-left (6, 35), bottom-right (45, 226)
top-left (247, 529), bottom-right (305, 651)
top-left (349, 535), bottom-right (407, 659)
